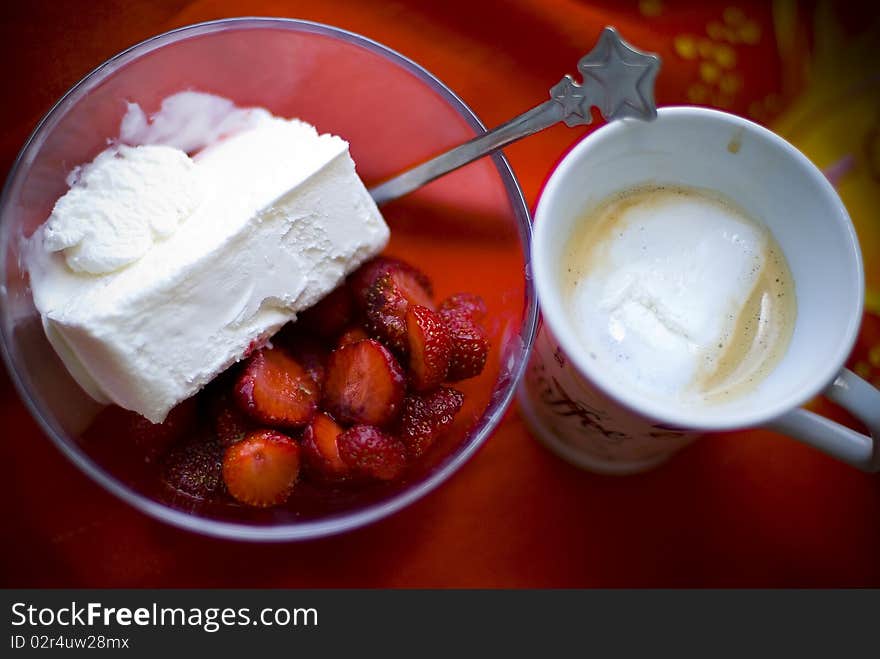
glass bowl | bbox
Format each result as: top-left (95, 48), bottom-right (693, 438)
top-left (0, 18), bottom-right (537, 540)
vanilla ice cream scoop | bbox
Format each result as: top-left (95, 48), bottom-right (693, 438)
top-left (43, 144), bottom-right (205, 274)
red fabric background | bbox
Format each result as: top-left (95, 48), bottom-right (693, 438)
top-left (2, 0), bottom-right (879, 587)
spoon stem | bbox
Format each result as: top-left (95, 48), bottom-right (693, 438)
top-left (369, 100), bottom-right (563, 206)
top-left (368, 26), bottom-right (660, 206)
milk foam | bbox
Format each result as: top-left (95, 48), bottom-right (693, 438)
top-left (564, 185), bottom-right (794, 406)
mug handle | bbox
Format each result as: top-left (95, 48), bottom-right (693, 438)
top-left (766, 369), bottom-right (880, 472)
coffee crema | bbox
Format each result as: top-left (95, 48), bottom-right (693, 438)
top-left (562, 184), bottom-right (796, 406)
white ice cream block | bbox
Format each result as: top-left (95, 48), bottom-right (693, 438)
top-left (27, 106), bottom-right (389, 423)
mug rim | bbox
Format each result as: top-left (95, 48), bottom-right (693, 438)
top-left (532, 105), bottom-right (865, 431)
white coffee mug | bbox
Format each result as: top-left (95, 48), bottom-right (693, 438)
top-left (517, 106), bottom-right (880, 474)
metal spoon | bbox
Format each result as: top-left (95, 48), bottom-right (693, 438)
top-left (368, 26), bottom-right (661, 206)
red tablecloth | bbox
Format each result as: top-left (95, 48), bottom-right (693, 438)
top-left (2, 0), bottom-right (880, 587)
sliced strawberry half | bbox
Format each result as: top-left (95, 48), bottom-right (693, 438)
top-left (337, 326), bottom-right (369, 349)
top-left (348, 257), bottom-right (397, 312)
top-left (126, 397), bottom-right (198, 462)
top-left (222, 430), bottom-right (300, 508)
top-left (300, 412), bottom-right (349, 480)
top-left (440, 309), bottom-right (490, 381)
top-left (365, 268), bottom-right (435, 353)
top-left (234, 346), bottom-right (319, 428)
top-left (323, 339), bottom-right (406, 427)
top-left (439, 292), bottom-right (487, 323)
top-left (211, 391), bottom-right (255, 447)
top-left (337, 425), bottom-right (408, 481)
top-left (297, 285), bottom-right (354, 337)
top-left (285, 334), bottom-right (328, 391)
top-left (398, 387), bottom-right (465, 458)
top-left (349, 257), bottom-right (433, 312)
top-left (161, 435), bottom-right (224, 500)
top-left (405, 304), bottom-right (452, 391)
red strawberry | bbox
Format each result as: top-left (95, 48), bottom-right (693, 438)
top-left (398, 387), bottom-right (465, 458)
top-left (126, 397), bottom-right (197, 462)
top-left (222, 430), bottom-right (301, 508)
top-left (406, 304), bottom-right (452, 391)
top-left (337, 326), bottom-right (369, 348)
top-left (300, 412), bottom-right (349, 479)
top-left (297, 285), bottom-right (354, 337)
top-left (323, 339), bottom-right (406, 427)
top-left (161, 436), bottom-right (224, 500)
top-left (234, 346), bottom-right (319, 428)
top-left (439, 293), bottom-right (487, 323)
top-left (365, 269), bottom-right (435, 353)
top-left (337, 425), bottom-right (408, 481)
top-left (441, 309), bottom-right (490, 381)
top-left (348, 257), bottom-right (397, 311)
top-left (349, 257), bottom-right (433, 312)
top-left (284, 334), bottom-right (328, 391)
top-left (212, 391), bottom-right (255, 447)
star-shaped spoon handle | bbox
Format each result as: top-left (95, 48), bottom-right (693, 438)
top-left (369, 26), bottom-right (661, 206)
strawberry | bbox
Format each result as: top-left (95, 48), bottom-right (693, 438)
top-left (440, 308), bottom-right (490, 381)
top-left (439, 293), bottom-right (487, 323)
top-left (398, 387), bottom-right (465, 458)
top-left (337, 326), bottom-right (369, 348)
top-left (126, 397), bottom-right (197, 462)
top-left (300, 412), bottom-right (349, 479)
top-left (161, 436), bottom-right (224, 500)
top-left (222, 430), bottom-right (301, 508)
top-left (297, 285), bottom-right (354, 337)
top-left (323, 339), bottom-right (406, 427)
top-left (234, 346), bottom-right (319, 428)
top-left (406, 304), bottom-right (452, 391)
top-left (337, 425), bottom-right (408, 481)
top-left (212, 391), bottom-right (255, 447)
top-left (349, 257), bottom-right (433, 312)
top-left (348, 257), bottom-right (397, 311)
top-left (365, 269), bottom-right (435, 353)
top-left (285, 334), bottom-right (328, 391)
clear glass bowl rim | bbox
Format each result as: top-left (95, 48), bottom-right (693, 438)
top-left (0, 17), bottom-right (538, 541)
